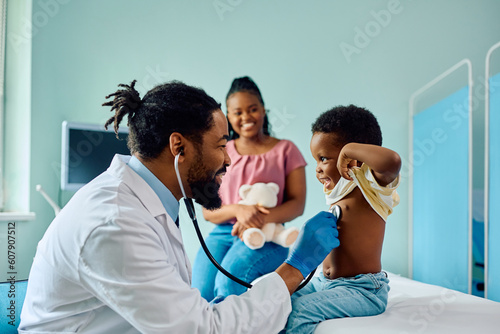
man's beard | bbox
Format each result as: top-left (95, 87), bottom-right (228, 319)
top-left (187, 153), bottom-right (225, 210)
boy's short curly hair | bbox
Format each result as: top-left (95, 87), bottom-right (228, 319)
top-left (311, 104), bottom-right (382, 146)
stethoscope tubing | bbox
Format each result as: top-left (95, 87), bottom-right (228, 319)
top-left (175, 152), bottom-right (253, 288)
top-left (174, 152), bottom-right (336, 292)
top-left (185, 197), bottom-right (253, 289)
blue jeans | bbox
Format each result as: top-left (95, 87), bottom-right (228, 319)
top-left (284, 272), bottom-right (390, 334)
top-left (191, 223), bottom-right (289, 301)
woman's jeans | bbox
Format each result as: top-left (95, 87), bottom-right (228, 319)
top-left (284, 272), bottom-right (390, 334)
top-left (191, 223), bottom-right (289, 301)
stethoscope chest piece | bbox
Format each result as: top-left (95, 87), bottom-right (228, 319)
top-left (329, 205), bottom-right (342, 221)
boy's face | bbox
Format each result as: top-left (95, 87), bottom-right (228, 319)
top-left (310, 132), bottom-right (343, 191)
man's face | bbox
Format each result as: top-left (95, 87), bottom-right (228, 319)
top-left (188, 110), bottom-right (230, 210)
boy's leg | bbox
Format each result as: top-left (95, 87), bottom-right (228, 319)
top-left (286, 272), bottom-right (389, 334)
top-left (214, 240), bottom-right (289, 297)
top-left (191, 224), bottom-right (234, 301)
top-left (280, 276), bottom-right (322, 333)
top-left (290, 275), bottom-right (322, 303)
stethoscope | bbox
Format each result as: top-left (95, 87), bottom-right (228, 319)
top-left (174, 150), bottom-right (342, 292)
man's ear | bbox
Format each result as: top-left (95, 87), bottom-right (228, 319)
top-left (169, 132), bottom-right (186, 160)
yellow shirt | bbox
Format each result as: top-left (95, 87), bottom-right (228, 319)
top-left (325, 163), bottom-right (400, 221)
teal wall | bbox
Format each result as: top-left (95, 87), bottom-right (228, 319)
top-left (5, 0), bottom-right (500, 279)
top-left (4, 0), bottom-right (31, 212)
top-left (2, 0), bottom-right (33, 280)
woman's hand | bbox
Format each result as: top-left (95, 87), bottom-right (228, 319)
top-left (231, 222), bottom-right (246, 239)
top-left (231, 204), bottom-right (269, 238)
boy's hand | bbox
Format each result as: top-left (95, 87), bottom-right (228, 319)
top-left (337, 147), bottom-right (358, 181)
top-left (336, 142), bottom-right (401, 186)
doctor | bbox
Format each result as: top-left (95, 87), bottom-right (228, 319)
top-left (19, 80), bottom-right (339, 334)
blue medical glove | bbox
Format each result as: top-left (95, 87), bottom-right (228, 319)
top-left (285, 211), bottom-right (340, 278)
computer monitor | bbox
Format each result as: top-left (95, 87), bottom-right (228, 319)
top-left (61, 121), bottom-right (130, 191)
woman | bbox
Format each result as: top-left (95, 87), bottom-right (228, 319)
top-left (192, 76), bottom-right (307, 300)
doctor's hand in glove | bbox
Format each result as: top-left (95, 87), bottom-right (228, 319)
top-left (285, 211), bottom-right (340, 278)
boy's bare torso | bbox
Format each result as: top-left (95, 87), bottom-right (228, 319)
top-left (323, 186), bottom-right (386, 279)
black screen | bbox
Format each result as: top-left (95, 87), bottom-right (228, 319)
top-left (67, 129), bottom-right (130, 184)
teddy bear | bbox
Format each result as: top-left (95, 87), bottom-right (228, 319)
top-left (238, 182), bottom-right (299, 250)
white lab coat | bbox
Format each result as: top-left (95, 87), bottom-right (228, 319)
top-left (19, 155), bottom-right (291, 333)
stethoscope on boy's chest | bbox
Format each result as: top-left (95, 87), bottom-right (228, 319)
top-left (174, 150), bottom-right (342, 292)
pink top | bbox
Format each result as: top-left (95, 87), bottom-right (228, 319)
top-left (219, 139), bottom-right (307, 224)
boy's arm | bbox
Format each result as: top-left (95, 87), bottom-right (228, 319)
top-left (337, 143), bottom-right (401, 187)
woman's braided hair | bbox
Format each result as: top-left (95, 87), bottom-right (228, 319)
top-left (103, 80), bottom-right (221, 160)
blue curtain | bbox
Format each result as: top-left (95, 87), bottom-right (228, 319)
top-left (488, 73), bottom-right (500, 302)
top-left (413, 86), bottom-right (470, 293)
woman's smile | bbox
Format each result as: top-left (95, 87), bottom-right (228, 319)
top-left (241, 122), bottom-right (256, 130)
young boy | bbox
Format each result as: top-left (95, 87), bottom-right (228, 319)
top-left (284, 105), bottom-right (401, 334)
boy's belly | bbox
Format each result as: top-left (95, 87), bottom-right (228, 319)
top-left (323, 188), bottom-right (386, 279)
top-left (322, 247), bottom-right (382, 279)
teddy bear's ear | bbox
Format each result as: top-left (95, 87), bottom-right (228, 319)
top-left (267, 182), bottom-right (280, 194)
top-left (239, 184), bottom-right (253, 199)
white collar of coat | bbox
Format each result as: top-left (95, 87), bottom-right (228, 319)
top-left (108, 154), bottom-right (173, 220)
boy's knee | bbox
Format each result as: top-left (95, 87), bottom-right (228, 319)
top-left (372, 299), bottom-right (387, 316)
top-left (286, 310), bottom-right (317, 334)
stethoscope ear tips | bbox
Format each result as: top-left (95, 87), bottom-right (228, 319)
top-left (329, 205), bottom-right (342, 220)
